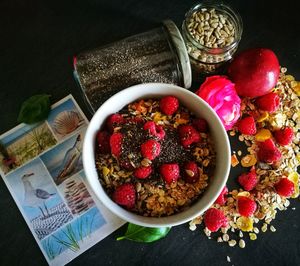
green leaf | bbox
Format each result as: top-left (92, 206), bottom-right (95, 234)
top-left (117, 223), bottom-right (171, 243)
top-left (17, 94), bottom-right (51, 124)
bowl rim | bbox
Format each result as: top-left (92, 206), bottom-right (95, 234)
top-left (83, 83), bottom-right (231, 227)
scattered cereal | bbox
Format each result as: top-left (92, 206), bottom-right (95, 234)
top-left (270, 225), bottom-right (276, 232)
top-left (238, 239), bottom-right (246, 248)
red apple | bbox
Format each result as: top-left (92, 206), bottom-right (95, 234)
top-left (228, 48), bottom-right (280, 98)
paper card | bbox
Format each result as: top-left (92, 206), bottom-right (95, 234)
top-left (0, 95), bottom-right (125, 265)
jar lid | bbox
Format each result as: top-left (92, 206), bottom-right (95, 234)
top-left (163, 20), bottom-right (192, 89)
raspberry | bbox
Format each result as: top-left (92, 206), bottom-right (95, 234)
top-left (119, 159), bottom-right (135, 171)
top-left (238, 116), bottom-right (257, 135)
top-left (183, 161), bottom-right (199, 183)
top-left (96, 131), bottom-right (110, 154)
top-left (178, 125), bottom-right (200, 148)
top-left (256, 92), bottom-right (280, 113)
top-left (237, 196), bottom-right (257, 217)
top-left (110, 133), bottom-right (123, 158)
top-left (274, 177), bottom-right (295, 197)
top-left (159, 96), bottom-right (179, 115)
top-left (257, 139), bottom-right (282, 163)
top-left (143, 121), bottom-right (165, 140)
top-left (134, 166), bottom-right (152, 179)
top-left (112, 183), bottom-right (136, 209)
top-left (160, 163), bottom-right (180, 184)
top-left (274, 127), bottom-right (294, 146)
top-left (192, 118), bottom-right (208, 133)
top-left (106, 114), bottom-right (125, 132)
top-left (238, 168), bottom-right (258, 191)
top-left (141, 139), bottom-right (161, 160)
top-left (214, 186), bottom-right (228, 205)
top-left (204, 208), bottom-right (228, 232)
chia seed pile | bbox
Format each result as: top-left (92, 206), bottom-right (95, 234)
top-left (96, 98), bottom-right (216, 217)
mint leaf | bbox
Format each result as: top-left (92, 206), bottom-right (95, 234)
top-left (17, 94), bottom-right (51, 124)
top-left (117, 223), bottom-right (171, 243)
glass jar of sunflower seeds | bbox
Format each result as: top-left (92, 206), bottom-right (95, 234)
top-left (182, 2), bottom-right (243, 75)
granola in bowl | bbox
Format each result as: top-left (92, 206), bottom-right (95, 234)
top-left (95, 96), bottom-right (216, 217)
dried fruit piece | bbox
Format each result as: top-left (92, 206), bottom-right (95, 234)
top-left (236, 217), bottom-right (253, 232)
top-left (204, 208), bottom-right (228, 232)
top-left (159, 95), bottom-right (179, 115)
top-left (288, 172), bottom-right (299, 198)
top-left (160, 163), bottom-right (180, 184)
top-left (238, 116), bottom-right (257, 135)
top-left (237, 196), bottom-right (257, 217)
top-left (231, 154), bottom-right (239, 167)
top-left (241, 154), bottom-right (257, 167)
top-left (274, 177), bottom-right (295, 198)
top-left (140, 140), bottom-right (161, 160)
top-left (273, 126), bottom-right (294, 146)
top-left (256, 92), bottom-right (280, 113)
top-left (257, 111), bottom-right (269, 122)
top-left (255, 129), bottom-right (272, 142)
top-left (113, 183), bottom-right (136, 209)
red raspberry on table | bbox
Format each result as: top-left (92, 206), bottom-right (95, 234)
top-left (204, 208), bottom-right (228, 232)
top-left (237, 196), bottom-right (257, 217)
top-left (274, 127), bottom-right (294, 146)
top-left (160, 163), bottom-right (180, 184)
top-left (238, 168), bottom-right (258, 191)
top-left (183, 161), bottom-right (199, 183)
top-left (192, 118), bottom-right (208, 133)
top-left (255, 92), bottom-right (280, 113)
top-left (140, 139), bottom-right (161, 160)
top-left (178, 125), bottom-right (200, 148)
top-left (214, 186), bottom-right (228, 205)
top-left (110, 133), bottom-right (123, 158)
top-left (257, 139), bottom-right (282, 163)
top-left (159, 95), bottom-right (179, 115)
top-left (112, 183), bottom-right (136, 209)
top-left (106, 114), bottom-right (125, 132)
top-left (96, 131), bottom-right (111, 154)
top-left (134, 166), bottom-right (152, 179)
top-left (274, 177), bottom-right (295, 197)
top-left (143, 121), bottom-right (165, 140)
top-left (237, 116), bottom-right (257, 135)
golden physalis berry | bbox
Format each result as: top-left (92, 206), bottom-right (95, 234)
top-left (236, 216), bottom-right (254, 232)
top-left (255, 129), bottom-right (272, 142)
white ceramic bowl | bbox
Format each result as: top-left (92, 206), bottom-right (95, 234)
top-left (83, 83), bottom-right (231, 227)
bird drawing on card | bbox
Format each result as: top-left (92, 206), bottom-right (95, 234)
top-left (22, 172), bottom-right (55, 218)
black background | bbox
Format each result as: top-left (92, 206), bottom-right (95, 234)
top-left (0, 0), bottom-right (300, 265)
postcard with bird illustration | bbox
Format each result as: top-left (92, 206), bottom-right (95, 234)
top-left (0, 95), bottom-right (125, 266)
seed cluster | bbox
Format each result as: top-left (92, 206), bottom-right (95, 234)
top-left (187, 8), bottom-right (235, 48)
top-left (189, 68), bottom-right (300, 248)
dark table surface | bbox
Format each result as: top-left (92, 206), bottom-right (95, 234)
top-left (1, 0), bottom-right (300, 265)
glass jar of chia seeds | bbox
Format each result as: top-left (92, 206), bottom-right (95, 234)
top-left (182, 2), bottom-right (243, 75)
top-left (73, 20), bottom-right (191, 113)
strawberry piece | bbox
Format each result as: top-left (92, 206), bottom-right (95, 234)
top-left (274, 127), bottom-right (294, 146)
top-left (256, 92), bottom-right (280, 113)
top-left (140, 139), bottom-right (161, 160)
top-left (110, 133), bottom-right (123, 158)
top-left (159, 96), bottom-right (179, 115)
top-left (106, 114), bottom-right (125, 132)
top-left (204, 208), bottom-right (228, 232)
top-left (96, 131), bottom-right (111, 154)
top-left (237, 196), bottom-right (257, 217)
top-left (274, 177), bottom-right (295, 197)
top-left (257, 139), bottom-right (282, 163)
top-left (192, 118), bottom-right (208, 133)
top-left (112, 183), bottom-right (136, 209)
top-left (134, 166), bottom-right (152, 179)
top-left (178, 125), bottom-right (200, 148)
top-left (214, 186), bottom-right (228, 205)
top-left (238, 116), bottom-right (257, 135)
top-left (160, 163), bottom-right (180, 184)
top-left (238, 168), bottom-right (258, 191)
top-left (183, 161), bottom-right (199, 183)
top-left (143, 121), bottom-right (165, 140)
